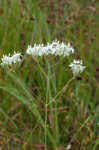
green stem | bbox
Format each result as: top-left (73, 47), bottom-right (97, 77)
top-left (47, 76), bottom-right (75, 107)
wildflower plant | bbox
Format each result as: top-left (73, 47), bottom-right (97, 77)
top-left (0, 40), bottom-right (86, 150)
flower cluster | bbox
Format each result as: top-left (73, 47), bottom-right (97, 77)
top-left (0, 40), bottom-right (86, 76)
top-left (26, 40), bottom-right (74, 57)
top-left (69, 60), bottom-right (85, 75)
top-left (1, 52), bottom-right (22, 66)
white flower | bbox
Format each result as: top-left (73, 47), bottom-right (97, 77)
top-left (64, 42), bottom-right (74, 56)
top-left (69, 59), bottom-right (85, 75)
top-left (1, 52), bottom-right (22, 66)
top-left (26, 40), bottom-right (74, 57)
top-left (66, 144), bottom-right (71, 150)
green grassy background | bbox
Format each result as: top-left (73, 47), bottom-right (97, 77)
top-left (0, 0), bottom-right (99, 149)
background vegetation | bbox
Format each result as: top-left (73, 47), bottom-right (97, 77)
top-left (0, 0), bottom-right (99, 149)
